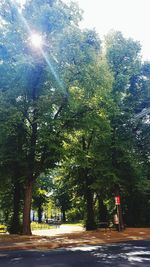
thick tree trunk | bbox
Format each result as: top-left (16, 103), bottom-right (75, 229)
top-left (9, 180), bottom-right (21, 234)
top-left (22, 65), bottom-right (43, 235)
top-left (85, 187), bottom-right (96, 230)
top-left (80, 137), bottom-right (96, 230)
top-left (98, 197), bottom-right (108, 222)
top-left (22, 179), bottom-right (33, 235)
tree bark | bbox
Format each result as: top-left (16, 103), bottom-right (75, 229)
top-left (9, 180), bottom-right (21, 234)
top-left (85, 186), bottom-right (96, 230)
top-left (22, 179), bottom-right (33, 235)
top-left (98, 197), bottom-right (108, 222)
top-left (80, 137), bottom-right (96, 230)
top-left (22, 65), bottom-right (43, 235)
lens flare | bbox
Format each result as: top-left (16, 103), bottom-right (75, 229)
top-left (30, 33), bottom-right (43, 48)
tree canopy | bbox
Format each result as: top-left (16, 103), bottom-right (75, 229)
top-left (0, 1), bottom-right (149, 234)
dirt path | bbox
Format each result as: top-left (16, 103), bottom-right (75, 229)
top-left (32, 225), bottom-right (84, 236)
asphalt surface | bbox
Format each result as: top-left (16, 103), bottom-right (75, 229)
top-left (0, 240), bottom-right (149, 267)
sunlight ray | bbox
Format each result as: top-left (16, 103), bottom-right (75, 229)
top-left (10, 0), bottom-right (65, 92)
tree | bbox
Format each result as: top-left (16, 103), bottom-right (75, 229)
top-left (105, 31), bottom-right (150, 227)
top-left (1, 2), bottom-right (149, 234)
top-left (32, 174), bottom-right (53, 223)
top-left (52, 169), bottom-right (72, 222)
top-left (58, 53), bottom-right (113, 229)
top-left (0, 0), bottom-right (113, 233)
top-left (0, 0), bottom-right (83, 234)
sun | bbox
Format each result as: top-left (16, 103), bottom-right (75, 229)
top-left (30, 33), bottom-right (43, 48)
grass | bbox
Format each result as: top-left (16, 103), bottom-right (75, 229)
top-left (31, 222), bottom-right (52, 230)
top-left (62, 222), bottom-right (83, 227)
top-left (0, 221), bottom-right (83, 233)
top-left (31, 221), bottom-right (83, 230)
top-left (0, 224), bottom-right (7, 233)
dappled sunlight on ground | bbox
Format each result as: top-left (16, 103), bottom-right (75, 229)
top-left (0, 227), bottom-right (150, 251)
top-left (65, 241), bottom-right (150, 265)
top-left (90, 242), bottom-right (150, 265)
top-left (0, 241), bottom-right (149, 267)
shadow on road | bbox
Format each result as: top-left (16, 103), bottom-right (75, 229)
top-left (0, 240), bottom-right (150, 267)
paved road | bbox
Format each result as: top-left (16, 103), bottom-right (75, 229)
top-left (32, 225), bottom-right (84, 236)
top-left (0, 240), bottom-right (150, 267)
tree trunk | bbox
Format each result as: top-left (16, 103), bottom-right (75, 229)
top-left (38, 205), bottom-right (43, 223)
top-left (115, 186), bottom-right (124, 231)
top-left (98, 197), bottom-right (108, 222)
top-left (9, 180), bottom-right (21, 234)
top-left (118, 202), bottom-right (124, 230)
top-left (61, 209), bottom-right (66, 222)
top-left (22, 65), bottom-right (43, 235)
top-left (85, 187), bottom-right (96, 230)
top-left (22, 179), bottom-right (33, 235)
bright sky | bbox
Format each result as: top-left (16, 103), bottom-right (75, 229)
top-left (74, 0), bottom-right (150, 60)
top-left (19, 0), bottom-right (150, 60)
